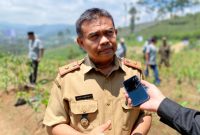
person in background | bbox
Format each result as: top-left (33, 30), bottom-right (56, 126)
top-left (125, 80), bottom-right (200, 135)
top-left (116, 38), bottom-right (126, 58)
top-left (27, 32), bottom-right (44, 85)
top-left (142, 39), bottom-right (150, 77)
top-left (158, 37), bottom-right (171, 68)
top-left (145, 36), bottom-right (161, 85)
top-left (43, 8), bottom-right (151, 135)
top-left (14, 32), bottom-right (44, 107)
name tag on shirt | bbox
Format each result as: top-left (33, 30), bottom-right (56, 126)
top-left (75, 94), bottom-right (93, 101)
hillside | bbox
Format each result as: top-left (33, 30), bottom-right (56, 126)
top-left (0, 23), bottom-right (76, 38)
top-left (138, 13), bottom-right (200, 39)
top-left (118, 12), bottom-right (200, 44)
top-left (0, 23), bottom-right (76, 54)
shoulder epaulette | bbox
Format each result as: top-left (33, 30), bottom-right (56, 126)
top-left (123, 58), bottom-right (142, 72)
top-left (59, 59), bottom-right (84, 77)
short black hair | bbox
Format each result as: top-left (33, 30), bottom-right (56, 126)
top-left (76, 8), bottom-right (115, 37)
top-left (150, 36), bottom-right (157, 43)
top-left (27, 31), bottom-right (34, 35)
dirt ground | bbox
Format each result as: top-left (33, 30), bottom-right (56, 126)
top-left (0, 91), bottom-right (47, 135)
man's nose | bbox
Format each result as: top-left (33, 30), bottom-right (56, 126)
top-left (99, 35), bottom-right (109, 45)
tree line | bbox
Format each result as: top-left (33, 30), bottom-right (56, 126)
top-left (128, 0), bottom-right (200, 33)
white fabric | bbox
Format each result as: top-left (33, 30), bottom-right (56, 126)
top-left (28, 38), bottom-right (43, 60)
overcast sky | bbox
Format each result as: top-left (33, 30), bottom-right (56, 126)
top-left (0, 0), bottom-right (199, 27)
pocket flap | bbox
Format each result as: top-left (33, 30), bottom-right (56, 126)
top-left (70, 100), bottom-right (98, 115)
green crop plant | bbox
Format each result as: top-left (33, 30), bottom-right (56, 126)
top-left (197, 84), bottom-right (200, 94)
top-left (0, 54), bottom-right (30, 92)
top-left (179, 101), bottom-right (189, 107)
top-left (0, 57), bottom-right (10, 93)
top-left (170, 45), bottom-right (200, 85)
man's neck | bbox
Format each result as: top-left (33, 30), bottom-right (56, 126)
top-left (96, 60), bottom-right (114, 69)
top-left (93, 58), bottom-right (115, 76)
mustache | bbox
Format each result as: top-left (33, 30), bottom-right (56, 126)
top-left (100, 44), bottom-right (113, 50)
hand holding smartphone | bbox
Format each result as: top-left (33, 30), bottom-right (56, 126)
top-left (123, 75), bottom-right (149, 107)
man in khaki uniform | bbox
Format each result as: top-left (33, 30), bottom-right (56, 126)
top-left (159, 37), bottom-right (171, 68)
top-left (43, 8), bottom-right (152, 135)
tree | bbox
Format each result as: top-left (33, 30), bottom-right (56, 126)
top-left (57, 31), bottom-right (64, 37)
top-left (129, 6), bottom-right (137, 33)
top-left (57, 31), bottom-right (64, 45)
top-left (137, 0), bottom-right (199, 19)
top-left (65, 28), bottom-right (71, 36)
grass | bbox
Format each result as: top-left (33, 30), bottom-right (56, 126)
top-left (44, 44), bottom-right (85, 62)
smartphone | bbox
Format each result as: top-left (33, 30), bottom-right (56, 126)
top-left (123, 75), bottom-right (149, 107)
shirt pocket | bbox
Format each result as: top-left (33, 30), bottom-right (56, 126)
top-left (69, 100), bottom-right (99, 132)
top-left (121, 99), bottom-right (140, 131)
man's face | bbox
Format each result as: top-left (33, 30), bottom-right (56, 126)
top-left (28, 35), bottom-right (34, 40)
top-left (77, 17), bottom-right (117, 63)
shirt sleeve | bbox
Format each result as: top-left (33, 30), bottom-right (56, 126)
top-left (43, 78), bottom-right (70, 127)
top-left (38, 39), bottom-right (44, 49)
top-left (157, 98), bottom-right (200, 135)
top-left (145, 46), bottom-right (150, 53)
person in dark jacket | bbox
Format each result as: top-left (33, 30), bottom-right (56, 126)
top-left (125, 80), bottom-right (200, 135)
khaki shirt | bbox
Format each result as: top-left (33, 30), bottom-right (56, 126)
top-left (159, 45), bottom-right (170, 59)
top-left (43, 56), bottom-right (143, 135)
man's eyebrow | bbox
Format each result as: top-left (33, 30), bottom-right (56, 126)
top-left (87, 31), bottom-right (99, 37)
top-left (87, 27), bottom-right (115, 36)
top-left (91, 28), bottom-right (114, 33)
top-left (108, 27), bottom-right (115, 30)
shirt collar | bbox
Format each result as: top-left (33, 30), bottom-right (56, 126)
top-left (82, 55), bottom-right (125, 74)
top-left (82, 55), bottom-right (95, 74)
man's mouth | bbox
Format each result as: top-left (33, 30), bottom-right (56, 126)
top-left (99, 47), bottom-right (114, 55)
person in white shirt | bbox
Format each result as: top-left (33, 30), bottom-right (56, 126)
top-left (116, 38), bottom-right (126, 58)
top-left (145, 37), bottom-right (161, 85)
top-left (27, 31), bottom-right (44, 85)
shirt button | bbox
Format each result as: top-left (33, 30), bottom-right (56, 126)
top-left (81, 117), bottom-right (89, 127)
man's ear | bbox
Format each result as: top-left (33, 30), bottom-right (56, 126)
top-left (115, 29), bottom-right (118, 35)
top-left (77, 37), bottom-right (84, 49)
